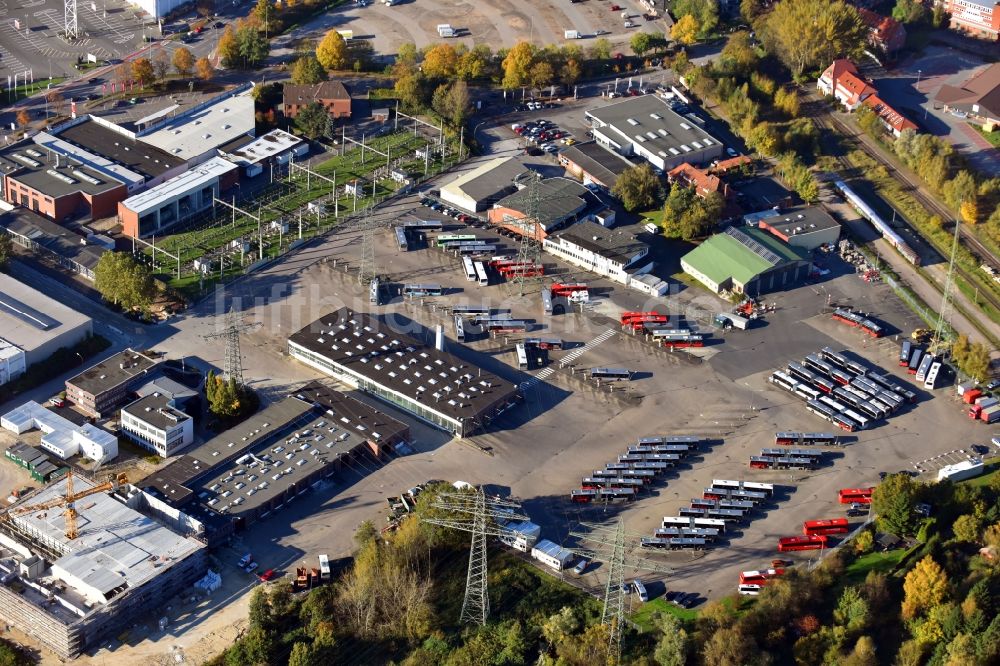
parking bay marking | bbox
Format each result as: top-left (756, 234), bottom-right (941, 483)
top-left (520, 328), bottom-right (617, 390)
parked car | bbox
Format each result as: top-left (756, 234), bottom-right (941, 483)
top-left (258, 569), bottom-right (276, 581)
top-left (610, 4), bottom-right (622, 10)
top-left (573, 558), bottom-right (589, 575)
top-left (244, 562), bottom-right (259, 574)
top-left (986, 379), bottom-right (1000, 391)
top-left (971, 444), bottom-right (989, 455)
top-left (680, 593), bottom-right (698, 608)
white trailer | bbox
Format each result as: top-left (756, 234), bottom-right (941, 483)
top-left (564, 29), bottom-right (581, 39)
top-left (500, 520), bottom-right (541, 552)
top-left (937, 459), bottom-right (984, 483)
top-left (531, 539), bottom-right (574, 570)
top-left (714, 313), bottom-right (750, 330)
top-left (437, 24), bottom-right (456, 37)
top-left (318, 554), bottom-right (330, 579)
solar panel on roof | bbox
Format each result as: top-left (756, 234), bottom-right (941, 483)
top-left (725, 227), bottom-right (783, 265)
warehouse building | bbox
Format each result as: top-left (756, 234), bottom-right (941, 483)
top-left (752, 206), bottom-right (842, 252)
top-left (142, 389), bottom-right (397, 543)
top-left (558, 141), bottom-right (636, 190)
top-left (0, 475), bottom-right (207, 658)
top-left (1, 401), bottom-right (119, 464)
top-left (65, 349), bottom-right (162, 418)
top-left (120, 391), bottom-right (194, 458)
top-left (680, 226), bottom-right (810, 295)
top-left (288, 310), bottom-right (520, 438)
top-left (487, 177), bottom-right (591, 238)
top-left (0, 210), bottom-right (108, 280)
top-left (117, 156), bottom-right (240, 238)
top-left (585, 95), bottom-right (725, 171)
top-left (0, 275), bottom-right (93, 383)
top-left (439, 156), bottom-right (540, 212)
top-left (217, 129), bottom-right (309, 178)
top-left (4, 442), bottom-right (67, 483)
top-left (543, 220), bottom-right (652, 285)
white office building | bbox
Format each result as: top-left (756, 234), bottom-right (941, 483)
top-left (544, 220), bottom-right (652, 285)
top-left (1, 401), bottom-right (118, 464)
top-left (120, 392), bottom-right (194, 458)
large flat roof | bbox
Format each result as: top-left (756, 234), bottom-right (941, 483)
top-left (121, 392), bottom-right (191, 431)
top-left (10, 474), bottom-right (203, 604)
top-left (559, 141), bottom-right (635, 186)
top-left (218, 129), bottom-right (304, 166)
top-left (587, 95), bottom-right (721, 160)
top-left (32, 131), bottom-right (146, 187)
top-left (295, 380), bottom-right (410, 446)
top-left (682, 226), bottom-right (807, 286)
top-left (0, 141), bottom-right (126, 198)
top-left (442, 156), bottom-right (533, 203)
top-left (288, 310), bottom-right (519, 425)
top-left (119, 157), bottom-right (237, 215)
top-left (57, 120), bottom-right (183, 179)
top-left (138, 94), bottom-right (255, 160)
top-left (66, 349), bottom-right (161, 396)
top-left (0, 274), bottom-right (93, 354)
top-left (494, 177), bottom-right (590, 227)
top-left (550, 219), bottom-right (648, 265)
top-left (0, 209), bottom-right (107, 273)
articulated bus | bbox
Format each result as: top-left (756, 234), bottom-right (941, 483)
top-left (436, 234), bottom-right (476, 247)
top-left (749, 456), bottom-right (818, 470)
top-left (703, 487), bottom-right (769, 503)
top-left (778, 535), bottom-right (829, 552)
top-left (662, 516), bottom-right (727, 532)
top-left (655, 527), bottom-right (720, 540)
top-left (641, 537), bottom-right (708, 550)
top-left (473, 261), bottom-right (489, 286)
top-left (589, 368), bottom-right (633, 381)
top-left (832, 413), bottom-right (859, 432)
top-left (760, 448), bottom-right (821, 461)
top-left (839, 487), bottom-right (874, 504)
top-left (620, 311), bottom-right (663, 324)
top-left (787, 362), bottom-right (836, 393)
top-left (819, 347), bottom-right (851, 371)
top-left (402, 219), bottom-right (444, 231)
top-left (581, 477), bottom-right (645, 489)
top-left (619, 453), bottom-right (681, 463)
top-left (452, 305), bottom-right (492, 317)
top-left (394, 227), bottom-right (409, 251)
top-left (454, 243), bottom-right (498, 255)
top-left (774, 432), bottom-right (839, 446)
top-left (571, 488), bottom-right (636, 503)
top-left (866, 372), bottom-right (918, 403)
top-left (803, 518), bottom-right (850, 536)
top-left (402, 284), bottom-right (443, 297)
top-left (462, 256), bottom-right (477, 282)
top-left (712, 479), bottom-right (774, 497)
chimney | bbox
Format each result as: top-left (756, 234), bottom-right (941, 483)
top-left (435, 325), bottom-right (445, 352)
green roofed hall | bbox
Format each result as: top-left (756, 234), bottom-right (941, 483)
top-left (680, 226), bottom-right (811, 295)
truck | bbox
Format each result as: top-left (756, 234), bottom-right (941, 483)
top-left (981, 405), bottom-right (1000, 424)
top-left (937, 458), bottom-right (984, 482)
top-left (437, 24), bottom-right (456, 37)
top-left (564, 29), bottom-right (581, 39)
top-left (336, 29), bottom-right (353, 40)
top-left (715, 313), bottom-right (750, 330)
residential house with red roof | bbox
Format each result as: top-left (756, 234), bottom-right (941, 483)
top-left (857, 8), bottom-right (907, 56)
top-left (935, 62), bottom-right (1000, 126)
top-left (817, 59), bottom-right (877, 111)
top-left (861, 95), bottom-right (918, 137)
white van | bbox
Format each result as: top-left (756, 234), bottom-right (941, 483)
top-left (633, 579), bottom-right (648, 602)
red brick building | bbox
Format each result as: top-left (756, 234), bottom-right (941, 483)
top-left (857, 8), bottom-right (907, 55)
top-left (283, 81), bottom-right (352, 120)
top-left (933, 0), bottom-right (1000, 40)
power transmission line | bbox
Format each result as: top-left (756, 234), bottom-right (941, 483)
top-left (569, 519), bottom-right (673, 665)
top-left (931, 217), bottom-right (961, 355)
top-left (202, 310), bottom-right (262, 386)
top-left (423, 488), bottom-right (528, 625)
top-left (506, 172), bottom-right (544, 298)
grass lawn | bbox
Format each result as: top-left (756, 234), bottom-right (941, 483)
top-left (844, 549), bottom-right (906, 583)
top-left (631, 597), bottom-right (698, 631)
top-left (972, 123), bottom-right (1000, 148)
top-left (638, 209), bottom-right (661, 227)
top-left (959, 459), bottom-right (1000, 487)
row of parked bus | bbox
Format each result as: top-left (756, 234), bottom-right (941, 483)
top-left (641, 479), bottom-right (776, 552)
top-left (570, 435), bottom-right (703, 505)
top-left (515, 338), bottom-right (563, 370)
top-left (774, 517), bottom-right (853, 554)
top-left (769, 347), bottom-right (917, 432)
top-left (832, 307), bottom-right (885, 338)
top-left (898, 340), bottom-right (944, 390)
top-left (620, 311), bottom-right (705, 348)
top-left (738, 567), bottom-right (786, 594)
top-left (749, 448), bottom-right (824, 470)
top-left (774, 432), bottom-right (840, 446)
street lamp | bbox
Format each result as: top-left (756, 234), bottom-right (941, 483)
top-left (916, 69), bottom-right (921, 92)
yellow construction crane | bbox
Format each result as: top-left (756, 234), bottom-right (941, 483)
top-left (3, 470), bottom-right (128, 540)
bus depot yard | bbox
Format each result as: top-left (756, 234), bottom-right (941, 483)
top-left (235, 186), bottom-right (996, 604)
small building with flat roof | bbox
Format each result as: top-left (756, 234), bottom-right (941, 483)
top-left (294, 380), bottom-right (411, 455)
top-left (439, 156), bottom-right (541, 212)
top-left (1, 401), bottom-right (118, 463)
top-left (217, 129), bottom-right (309, 178)
top-left (558, 141), bottom-right (636, 190)
top-left (65, 349), bottom-right (162, 418)
top-left (120, 392), bottom-right (194, 458)
top-left (117, 156), bottom-right (239, 238)
top-left (0, 209), bottom-right (108, 280)
top-left (754, 206), bottom-right (841, 251)
top-left (0, 274), bottom-right (93, 383)
top-left (4, 442), bottom-right (68, 482)
top-left (681, 226), bottom-right (810, 295)
top-left (543, 219), bottom-right (651, 284)
top-left (288, 310), bottom-right (520, 438)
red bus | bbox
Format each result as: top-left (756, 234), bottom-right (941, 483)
top-left (739, 568), bottom-right (785, 585)
top-left (803, 518), bottom-right (849, 536)
top-left (838, 488), bottom-right (874, 504)
top-left (620, 311), bottom-right (661, 323)
top-left (551, 283), bottom-right (588, 297)
top-left (777, 535), bottom-right (828, 552)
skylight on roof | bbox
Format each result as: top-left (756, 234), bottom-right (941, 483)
top-left (680, 144), bottom-right (691, 152)
top-left (680, 122), bottom-right (691, 130)
top-left (626, 118), bottom-right (640, 126)
top-left (669, 147), bottom-right (680, 155)
top-left (650, 113), bottom-right (662, 120)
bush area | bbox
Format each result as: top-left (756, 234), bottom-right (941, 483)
top-left (0, 335), bottom-right (110, 404)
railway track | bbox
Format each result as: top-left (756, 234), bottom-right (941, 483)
top-left (811, 109), bottom-right (1000, 334)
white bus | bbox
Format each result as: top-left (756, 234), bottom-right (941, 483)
top-left (455, 315), bottom-right (466, 342)
top-left (924, 361), bottom-right (941, 390)
top-left (589, 368), bottom-right (632, 381)
top-left (516, 343), bottom-right (528, 369)
top-left (474, 261), bottom-right (489, 286)
top-left (462, 256), bottom-right (477, 282)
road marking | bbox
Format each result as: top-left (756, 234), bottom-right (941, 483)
top-left (519, 328), bottom-right (617, 391)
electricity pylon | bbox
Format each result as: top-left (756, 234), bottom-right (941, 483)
top-left (202, 310), bottom-right (262, 386)
top-left (64, 0), bottom-right (78, 40)
top-left (930, 218), bottom-right (961, 355)
top-left (423, 487), bottom-right (528, 625)
top-left (358, 207), bottom-right (378, 286)
top-left (505, 172), bottom-right (545, 298)
top-left (569, 519), bottom-right (674, 665)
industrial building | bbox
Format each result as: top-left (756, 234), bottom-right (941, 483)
top-left (120, 392), bottom-right (194, 458)
top-left (117, 157), bottom-right (240, 238)
top-left (681, 226), bottom-right (810, 295)
top-left (288, 310), bottom-right (520, 437)
top-left (585, 95), bottom-right (725, 171)
top-left (64, 349), bottom-right (162, 418)
top-left (439, 156), bottom-right (542, 212)
top-left (0, 210), bottom-right (110, 280)
top-left (487, 177), bottom-right (591, 238)
top-left (217, 129), bottom-right (309, 178)
top-left (0, 474), bottom-right (207, 658)
top-left (0, 274), bottom-right (93, 384)
top-left (4, 442), bottom-right (67, 483)
top-left (558, 141), bottom-right (636, 191)
top-left (751, 206), bottom-right (842, 251)
top-left (142, 388), bottom-right (403, 544)
top-left (1, 401), bottom-right (119, 463)
top-left (543, 220), bottom-right (652, 285)
top-left (932, 0), bottom-right (1000, 40)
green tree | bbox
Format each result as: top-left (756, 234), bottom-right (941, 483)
top-left (721, 31), bottom-right (758, 75)
top-left (834, 586), bottom-right (870, 631)
top-left (590, 38), bottom-right (612, 61)
top-left (132, 58), bottom-right (155, 86)
top-left (893, 0), bottom-right (927, 23)
top-left (218, 25), bottom-right (239, 68)
top-left (952, 334), bottom-right (970, 366)
top-left (234, 21), bottom-right (269, 67)
top-left (288, 642), bottom-right (316, 666)
top-left (953, 514), bottom-right (981, 542)
top-left (902, 555), bottom-right (949, 620)
top-left (394, 72), bottom-right (428, 110)
top-left (317, 29), bottom-right (348, 70)
top-left (93, 252), bottom-right (156, 311)
top-left (172, 47), bottom-right (195, 76)
top-left (653, 613), bottom-right (690, 666)
top-left (0, 233), bottom-right (12, 271)
top-left (248, 586), bottom-right (274, 631)
top-left (842, 635), bottom-right (877, 666)
top-left (456, 44), bottom-right (492, 80)
top-left (528, 60), bottom-right (554, 90)
top-left (854, 529), bottom-right (873, 554)
top-left (501, 41), bottom-right (535, 89)
top-left (295, 102), bottom-right (329, 139)
top-left (291, 54), bottom-right (327, 84)
top-left (612, 164), bottom-right (662, 212)
top-left (672, 15), bottom-right (700, 45)
top-left (674, 0), bottom-right (719, 37)
top-left (252, 0), bottom-right (278, 35)
top-left (857, 104), bottom-right (884, 137)
top-left (761, 0), bottom-right (867, 77)
top-left (541, 606), bottom-right (578, 647)
top-left (942, 170), bottom-right (978, 213)
top-left (630, 32), bottom-right (655, 57)
top-left (431, 80), bottom-right (471, 128)
top-left (961, 342), bottom-right (991, 382)
top-left (740, 0), bottom-right (766, 22)
top-left (872, 471), bottom-right (919, 536)
top-left (355, 519), bottom-right (378, 548)
top-left (700, 626), bottom-right (756, 666)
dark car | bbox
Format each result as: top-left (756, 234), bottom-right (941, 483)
top-left (680, 593), bottom-right (698, 608)
top-left (665, 590), bottom-right (678, 602)
top-left (214, 20), bottom-right (224, 28)
top-left (847, 508), bottom-right (866, 517)
top-left (86, 93), bottom-right (99, 100)
top-left (986, 379), bottom-right (1000, 391)
top-left (972, 444), bottom-right (989, 455)
top-left (878, 471), bottom-right (888, 481)
top-left (87, 77), bottom-right (100, 84)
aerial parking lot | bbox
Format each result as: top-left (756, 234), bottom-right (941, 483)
top-left (210, 184), bottom-right (994, 606)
